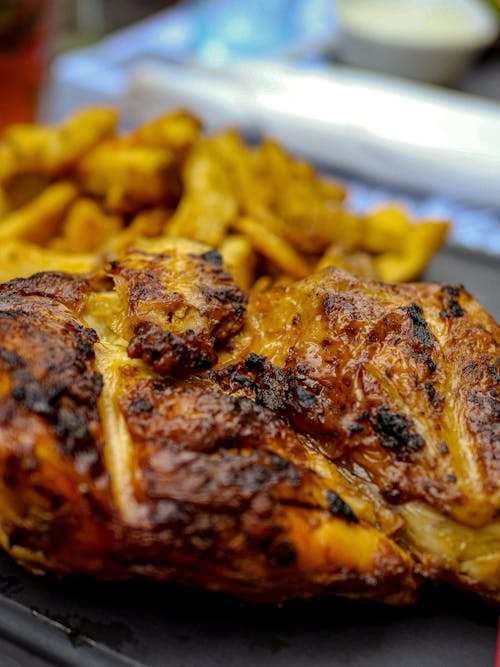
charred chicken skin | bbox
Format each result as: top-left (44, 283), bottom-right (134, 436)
top-left (0, 245), bottom-right (498, 604)
top-left (215, 269), bottom-right (500, 601)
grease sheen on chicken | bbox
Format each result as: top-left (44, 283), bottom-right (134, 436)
top-left (0, 243), bottom-right (498, 604)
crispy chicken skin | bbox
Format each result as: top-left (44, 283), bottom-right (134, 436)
top-left (0, 248), bottom-right (498, 604)
top-left (215, 269), bottom-right (500, 600)
top-left (0, 273), bottom-right (120, 575)
top-left (111, 247), bottom-right (245, 376)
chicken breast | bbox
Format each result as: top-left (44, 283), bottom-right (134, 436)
top-left (0, 246), bottom-right (497, 603)
top-left (214, 268), bottom-right (500, 600)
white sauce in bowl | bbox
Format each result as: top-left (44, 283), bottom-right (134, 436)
top-left (338, 0), bottom-right (497, 47)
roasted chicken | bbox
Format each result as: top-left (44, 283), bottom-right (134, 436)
top-left (214, 269), bottom-right (500, 601)
top-left (0, 244), bottom-right (498, 604)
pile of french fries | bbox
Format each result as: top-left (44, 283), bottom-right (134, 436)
top-left (0, 107), bottom-right (449, 288)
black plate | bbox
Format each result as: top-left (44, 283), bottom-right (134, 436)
top-left (0, 246), bottom-right (498, 667)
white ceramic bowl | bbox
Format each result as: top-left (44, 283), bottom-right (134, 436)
top-left (336, 0), bottom-right (499, 85)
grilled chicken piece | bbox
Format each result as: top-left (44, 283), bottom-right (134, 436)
top-left (110, 246), bottom-right (245, 376)
top-left (0, 254), bottom-right (416, 604)
top-left (0, 273), bottom-right (119, 575)
top-left (215, 268), bottom-right (500, 601)
top-left (0, 247), bottom-right (498, 603)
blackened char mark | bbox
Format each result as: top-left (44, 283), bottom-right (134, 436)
top-left (200, 250), bottom-right (223, 267)
top-left (440, 285), bottom-right (466, 318)
top-left (467, 391), bottom-right (500, 447)
top-left (241, 352), bottom-right (266, 373)
top-left (211, 355), bottom-right (349, 450)
top-left (399, 303), bottom-right (437, 373)
top-left (372, 407), bottom-right (425, 462)
top-left (122, 380), bottom-right (305, 463)
top-left (443, 285), bottom-right (463, 297)
top-left (268, 539), bottom-right (297, 567)
top-left (399, 303), bottom-right (434, 348)
top-left (0, 345), bottom-right (25, 370)
top-left (486, 362), bottom-right (500, 385)
top-left (0, 292), bottom-right (104, 471)
top-left (201, 284), bottom-right (246, 334)
top-left (425, 382), bottom-right (436, 401)
top-left (129, 396), bottom-right (154, 414)
top-left (229, 355), bottom-right (319, 413)
top-left (0, 272), bottom-right (91, 311)
top-left (448, 299), bottom-right (465, 318)
top-left (323, 293), bottom-right (336, 314)
top-left (10, 368), bottom-right (103, 459)
top-left (295, 386), bottom-right (317, 409)
top-left (138, 445), bottom-right (311, 570)
top-left (12, 373), bottom-right (64, 415)
top-left (127, 322), bottom-right (217, 377)
top-left (145, 447), bottom-right (304, 510)
top-left (325, 490), bottom-right (359, 523)
top-left (54, 402), bottom-right (102, 459)
top-left (237, 451), bottom-right (301, 492)
top-left (229, 373), bottom-right (264, 403)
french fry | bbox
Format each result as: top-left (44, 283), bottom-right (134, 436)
top-left (361, 206), bottom-right (411, 254)
top-left (0, 182), bottom-right (78, 244)
top-left (124, 235), bottom-right (210, 260)
top-left (361, 206), bottom-right (450, 282)
top-left (254, 139), bottom-right (347, 253)
top-left (51, 198), bottom-right (124, 253)
top-left (165, 146), bottom-right (238, 246)
top-left (0, 186), bottom-right (9, 218)
top-left (128, 110), bottom-right (202, 155)
top-left (78, 143), bottom-right (181, 213)
top-left (0, 107), bottom-right (450, 290)
top-left (105, 208), bottom-right (171, 255)
top-left (374, 219), bottom-right (450, 283)
top-left (0, 240), bottom-right (97, 282)
top-left (0, 108), bottom-right (117, 184)
top-left (1, 174), bottom-right (50, 211)
top-left (219, 235), bottom-right (257, 289)
top-left (232, 216), bottom-right (310, 279)
top-left (317, 243), bottom-right (377, 278)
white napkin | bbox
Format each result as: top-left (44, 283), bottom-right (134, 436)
top-left (124, 60), bottom-right (500, 208)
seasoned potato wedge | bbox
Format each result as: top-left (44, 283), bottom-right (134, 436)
top-left (0, 108), bottom-right (449, 288)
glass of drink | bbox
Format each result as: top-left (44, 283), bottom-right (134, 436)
top-left (0, 0), bottom-right (51, 129)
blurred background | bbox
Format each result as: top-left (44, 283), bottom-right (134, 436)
top-left (52, 0), bottom-right (500, 93)
top-left (52, 0), bottom-right (186, 51)
top-left (1, 0), bottom-right (500, 256)
top-left (2, 0), bottom-right (499, 126)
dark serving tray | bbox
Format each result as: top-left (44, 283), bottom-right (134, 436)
top-left (0, 246), bottom-right (498, 667)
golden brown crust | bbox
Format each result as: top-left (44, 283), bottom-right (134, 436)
top-left (216, 270), bottom-right (500, 521)
top-left (0, 271), bottom-right (92, 311)
top-left (213, 267), bottom-right (500, 599)
top-left (0, 273), bottom-right (121, 575)
top-left (0, 280), bottom-right (102, 462)
top-left (0, 254), bottom-right (498, 604)
top-left (113, 378), bottom-right (416, 603)
top-left (110, 248), bottom-right (245, 376)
